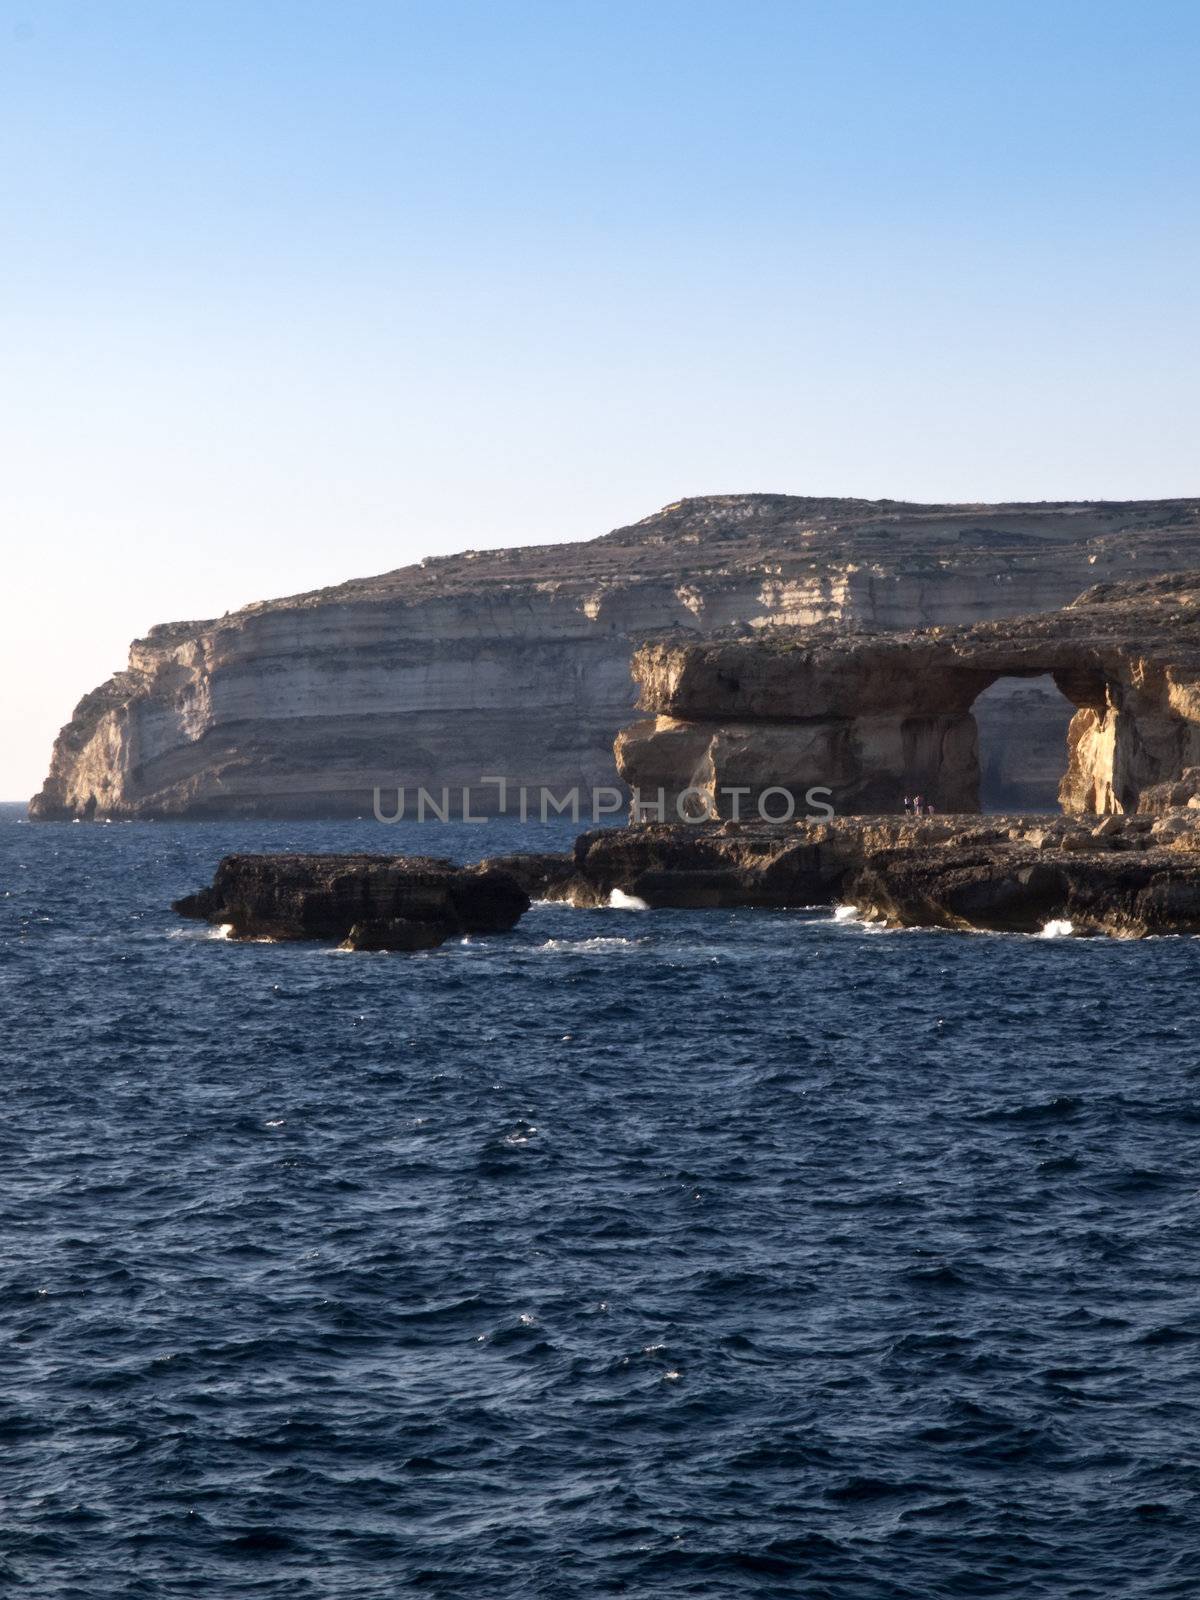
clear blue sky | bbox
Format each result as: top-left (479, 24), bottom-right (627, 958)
top-left (3, 0), bottom-right (1198, 795)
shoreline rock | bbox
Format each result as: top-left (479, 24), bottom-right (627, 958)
top-left (173, 810), bottom-right (1200, 944)
top-left (844, 843), bottom-right (1200, 937)
top-left (569, 815), bottom-right (1200, 936)
top-left (173, 854), bottom-right (530, 951)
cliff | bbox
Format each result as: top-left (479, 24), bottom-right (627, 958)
top-left (617, 573), bottom-right (1200, 818)
top-left (33, 494), bottom-right (1200, 820)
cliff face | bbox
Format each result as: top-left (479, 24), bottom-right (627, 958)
top-left (32, 494), bottom-right (1200, 819)
top-left (616, 573), bottom-right (1200, 819)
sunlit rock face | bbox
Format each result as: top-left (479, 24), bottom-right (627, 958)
top-left (616, 574), bottom-right (1200, 819)
top-left (31, 494), bottom-right (1200, 819)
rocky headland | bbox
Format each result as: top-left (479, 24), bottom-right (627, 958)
top-left (34, 495), bottom-right (1200, 820)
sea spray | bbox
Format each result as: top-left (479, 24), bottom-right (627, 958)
top-left (607, 888), bottom-right (649, 910)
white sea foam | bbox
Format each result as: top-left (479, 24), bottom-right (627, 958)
top-left (1039, 918), bottom-right (1074, 939)
top-left (537, 935), bottom-right (640, 953)
top-left (167, 922), bottom-right (235, 941)
top-left (833, 904), bottom-right (861, 922)
top-left (607, 888), bottom-right (649, 910)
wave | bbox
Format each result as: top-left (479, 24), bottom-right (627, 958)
top-left (535, 935), bottom-right (643, 953)
top-left (166, 923), bottom-right (234, 941)
top-left (607, 888), bottom-right (650, 910)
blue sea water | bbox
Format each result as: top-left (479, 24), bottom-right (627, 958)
top-left (2, 800), bottom-right (1200, 1598)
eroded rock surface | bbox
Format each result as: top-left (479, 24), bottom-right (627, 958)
top-left (173, 805), bottom-right (1200, 945)
top-left (173, 855), bottom-right (529, 950)
top-left (846, 844), bottom-right (1200, 937)
top-left (619, 573), bottom-right (1200, 818)
top-left (34, 495), bottom-right (1200, 819)
top-left (566, 814), bottom-right (1200, 936)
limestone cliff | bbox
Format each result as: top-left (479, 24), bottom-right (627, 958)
top-left (32, 495), bottom-right (1200, 819)
top-left (617, 573), bottom-right (1200, 818)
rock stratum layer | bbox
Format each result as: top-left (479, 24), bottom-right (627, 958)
top-left (34, 495), bottom-right (1200, 819)
top-left (618, 573), bottom-right (1200, 819)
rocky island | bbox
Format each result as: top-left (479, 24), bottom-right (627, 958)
top-left (174, 854), bottom-right (530, 950)
top-left (33, 494), bottom-right (1200, 820)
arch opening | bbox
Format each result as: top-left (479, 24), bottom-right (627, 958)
top-left (971, 673), bottom-right (1080, 813)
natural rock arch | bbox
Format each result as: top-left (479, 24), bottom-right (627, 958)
top-left (615, 576), bottom-right (1200, 817)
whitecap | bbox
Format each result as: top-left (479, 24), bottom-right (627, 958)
top-left (1039, 918), bottom-right (1074, 939)
top-left (833, 904), bottom-right (861, 923)
top-left (537, 936), bottom-right (640, 953)
top-left (502, 1127), bottom-right (538, 1145)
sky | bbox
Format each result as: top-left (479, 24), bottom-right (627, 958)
top-left (2, 0), bottom-right (1198, 797)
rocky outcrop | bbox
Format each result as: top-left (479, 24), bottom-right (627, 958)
top-left (846, 840), bottom-right (1200, 937)
top-left (565, 814), bottom-right (1200, 935)
top-left (476, 851), bottom-right (593, 904)
top-left (173, 855), bottom-right (529, 950)
top-left (617, 573), bottom-right (1200, 819)
top-left (1134, 767), bottom-right (1200, 814)
top-left (34, 495), bottom-right (1200, 819)
top-left (173, 807), bottom-right (1200, 944)
top-left (567, 821), bottom-right (856, 907)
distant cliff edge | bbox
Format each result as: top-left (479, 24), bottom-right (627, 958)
top-left (31, 494), bottom-right (1200, 820)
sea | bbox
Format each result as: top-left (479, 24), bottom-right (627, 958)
top-left (2, 800), bottom-right (1199, 1598)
